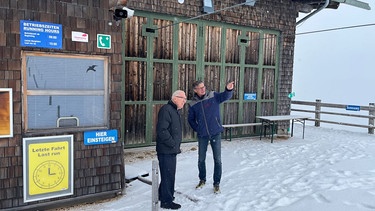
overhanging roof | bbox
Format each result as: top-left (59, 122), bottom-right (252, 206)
top-left (292, 0), bottom-right (371, 13)
top-left (292, 0), bottom-right (339, 10)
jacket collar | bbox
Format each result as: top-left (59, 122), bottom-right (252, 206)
top-left (168, 100), bottom-right (178, 110)
top-left (193, 92), bottom-right (208, 101)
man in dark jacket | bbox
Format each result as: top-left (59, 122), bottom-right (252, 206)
top-left (188, 80), bottom-right (234, 194)
top-left (156, 90), bottom-right (187, 210)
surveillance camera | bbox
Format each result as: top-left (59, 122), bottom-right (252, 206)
top-left (113, 7), bottom-right (134, 21)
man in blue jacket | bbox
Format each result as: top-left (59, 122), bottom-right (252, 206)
top-left (156, 90), bottom-right (187, 210)
top-left (188, 80), bottom-right (234, 194)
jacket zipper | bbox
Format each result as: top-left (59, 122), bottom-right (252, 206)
top-left (201, 102), bottom-right (211, 137)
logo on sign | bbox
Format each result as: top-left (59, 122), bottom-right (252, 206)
top-left (72, 31), bottom-right (88, 42)
top-left (97, 34), bottom-right (111, 49)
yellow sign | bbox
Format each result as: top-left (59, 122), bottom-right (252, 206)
top-left (28, 141), bottom-right (69, 195)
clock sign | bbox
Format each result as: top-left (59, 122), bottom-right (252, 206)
top-left (33, 160), bottom-right (65, 189)
top-left (23, 135), bottom-right (73, 202)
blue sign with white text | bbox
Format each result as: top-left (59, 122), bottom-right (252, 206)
top-left (244, 93), bottom-right (257, 100)
top-left (346, 105), bottom-right (360, 111)
top-left (84, 130), bottom-right (118, 145)
top-left (20, 20), bottom-right (62, 49)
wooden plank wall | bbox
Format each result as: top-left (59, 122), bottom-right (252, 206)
top-left (122, 0), bottom-right (299, 146)
top-left (179, 23), bottom-right (197, 61)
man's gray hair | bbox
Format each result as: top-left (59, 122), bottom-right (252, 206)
top-left (172, 90), bottom-right (184, 100)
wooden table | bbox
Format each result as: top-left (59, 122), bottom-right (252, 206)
top-left (256, 115), bottom-right (310, 143)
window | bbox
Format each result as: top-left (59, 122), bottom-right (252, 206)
top-left (22, 52), bottom-right (109, 130)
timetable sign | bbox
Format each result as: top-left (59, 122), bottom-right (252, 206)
top-left (20, 20), bottom-right (62, 49)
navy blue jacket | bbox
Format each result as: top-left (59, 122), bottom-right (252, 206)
top-left (156, 100), bottom-right (182, 155)
top-left (188, 88), bottom-right (233, 138)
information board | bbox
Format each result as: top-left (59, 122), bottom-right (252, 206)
top-left (244, 93), bottom-right (257, 100)
top-left (23, 135), bottom-right (73, 202)
top-left (20, 20), bottom-right (63, 49)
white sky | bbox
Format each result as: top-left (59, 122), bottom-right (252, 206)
top-left (292, 1), bottom-right (375, 105)
top-left (59, 125), bottom-right (375, 211)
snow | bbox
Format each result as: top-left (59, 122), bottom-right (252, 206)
top-left (63, 124), bottom-right (375, 211)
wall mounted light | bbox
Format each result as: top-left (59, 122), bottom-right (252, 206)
top-left (203, 0), bottom-right (214, 13)
top-left (244, 0), bottom-right (257, 6)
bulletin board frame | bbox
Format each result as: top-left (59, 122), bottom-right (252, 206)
top-left (0, 88), bottom-right (13, 138)
top-left (23, 135), bottom-right (74, 202)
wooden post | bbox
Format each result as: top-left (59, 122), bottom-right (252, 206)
top-left (152, 160), bottom-right (159, 211)
top-left (315, 99), bottom-right (321, 127)
top-left (369, 103), bottom-right (374, 134)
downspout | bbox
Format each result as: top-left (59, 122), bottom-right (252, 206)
top-left (297, 0), bottom-right (330, 25)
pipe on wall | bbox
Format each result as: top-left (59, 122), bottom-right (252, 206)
top-left (296, 0), bottom-right (330, 25)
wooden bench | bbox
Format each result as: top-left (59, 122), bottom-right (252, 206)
top-left (222, 123), bottom-right (262, 141)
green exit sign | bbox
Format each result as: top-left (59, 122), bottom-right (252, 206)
top-left (97, 34), bottom-right (111, 49)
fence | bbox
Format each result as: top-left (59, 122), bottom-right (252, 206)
top-left (291, 99), bottom-right (375, 134)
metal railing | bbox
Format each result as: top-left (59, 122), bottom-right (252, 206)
top-left (291, 99), bottom-right (375, 134)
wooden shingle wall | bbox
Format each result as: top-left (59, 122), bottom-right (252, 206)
top-left (0, 0), bottom-right (124, 209)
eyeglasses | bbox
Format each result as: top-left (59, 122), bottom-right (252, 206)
top-left (176, 96), bottom-right (187, 100)
top-left (194, 86), bottom-right (205, 90)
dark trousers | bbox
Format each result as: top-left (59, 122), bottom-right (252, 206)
top-left (158, 154), bottom-right (177, 204)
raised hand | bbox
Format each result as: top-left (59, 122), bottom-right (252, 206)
top-left (226, 81), bottom-right (235, 90)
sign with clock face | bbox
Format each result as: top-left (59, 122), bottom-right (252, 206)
top-left (23, 135), bottom-right (73, 202)
top-left (33, 160), bottom-right (65, 189)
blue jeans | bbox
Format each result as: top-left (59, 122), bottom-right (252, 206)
top-left (198, 134), bottom-right (222, 186)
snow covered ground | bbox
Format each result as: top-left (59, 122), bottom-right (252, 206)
top-left (61, 124), bottom-right (375, 211)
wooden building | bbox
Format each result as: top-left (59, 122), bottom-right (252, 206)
top-left (123, 0), bottom-right (302, 147)
top-left (0, 0), bottom-right (360, 210)
top-left (0, 1), bottom-right (124, 210)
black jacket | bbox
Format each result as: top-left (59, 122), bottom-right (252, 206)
top-left (156, 100), bottom-right (182, 155)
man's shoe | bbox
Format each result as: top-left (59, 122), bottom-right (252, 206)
top-left (195, 180), bottom-right (206, 189)
top-left (161, 202), bottom-right (181, 210)
top-left (213, 185), bottom-right (220, 194)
